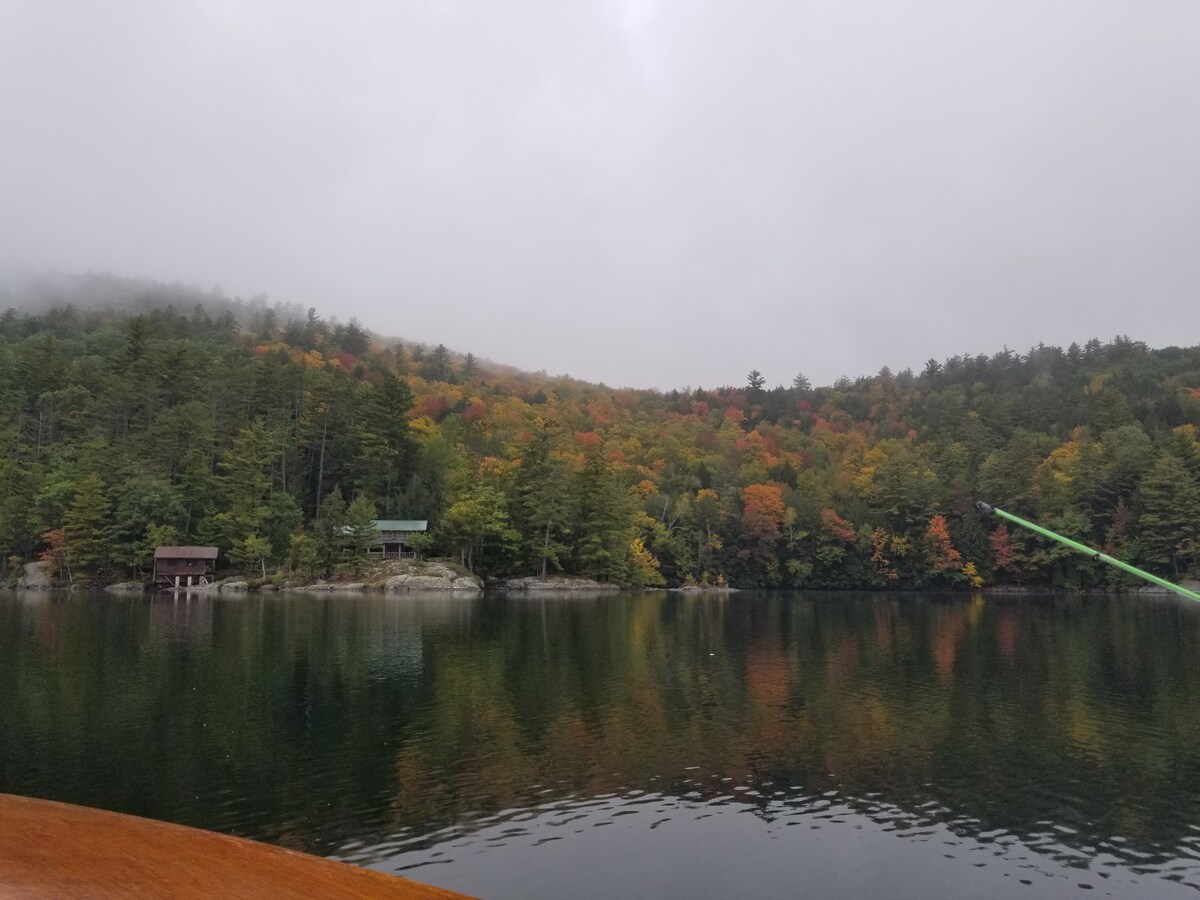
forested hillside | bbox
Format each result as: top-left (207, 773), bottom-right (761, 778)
top-left (2, 279), bottom-right (1198, 589)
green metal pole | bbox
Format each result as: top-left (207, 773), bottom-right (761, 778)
top-left (976, 502), bottom-right (1200, 603)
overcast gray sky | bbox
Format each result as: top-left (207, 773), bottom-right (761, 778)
top-left (2, 1), bottom-right (1198, 389)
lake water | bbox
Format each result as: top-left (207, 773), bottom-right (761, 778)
top-left (3, 590), bottom-right (1200, 898)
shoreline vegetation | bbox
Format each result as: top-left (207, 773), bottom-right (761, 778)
top-left (2, 274), bottom-right (1199, 597)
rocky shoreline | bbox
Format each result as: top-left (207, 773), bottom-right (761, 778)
top-left (10, 558), bottom-right (1198, 599)
top-left (13, 559), bottom-right (486, 595)
top-left (287, 561), bottom-right (485, 594)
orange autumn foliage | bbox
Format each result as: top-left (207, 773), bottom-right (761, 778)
top-left (926, 515), bottom-right (962, 572)
top-left (740, 484), bottom-right (785, 527)
top-left (820, 508), bottom-right (856, 542)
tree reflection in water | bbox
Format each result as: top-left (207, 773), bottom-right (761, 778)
top-left (3, 590), bottom-right (1200, 898)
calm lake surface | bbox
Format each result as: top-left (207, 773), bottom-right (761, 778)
top-left (4, 590), bottom-right (1200, 898)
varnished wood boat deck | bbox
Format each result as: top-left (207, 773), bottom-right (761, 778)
top-left (0, 793), bottom-right (475, 899)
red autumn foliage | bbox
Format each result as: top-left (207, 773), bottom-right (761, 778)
top-left (39, 529), bottom-right (66, 564)
top-left (989, 525), bottom-right (1017, 572)
top-left (412, 395), bottom-right (449, 420)
top-left (820, 508), bottom-right (856, 542)
top-left (462, 398), bottom-right (488, 423)
top-left (330, 352), bottom-right (359, 372)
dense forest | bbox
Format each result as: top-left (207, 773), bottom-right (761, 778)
top-left (1, 275), bottom-right (1198, 589)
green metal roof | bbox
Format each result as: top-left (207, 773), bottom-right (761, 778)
top-left (372, 520), bottom-right (428, 532)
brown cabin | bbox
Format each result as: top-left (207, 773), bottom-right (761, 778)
top-left (153, 546), bottom-right (218, 588)
top-left (369, 520), bottom-right (428, 558)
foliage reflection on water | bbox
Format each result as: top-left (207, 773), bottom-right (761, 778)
top-left (3, 590), bottom-right (1200, 898)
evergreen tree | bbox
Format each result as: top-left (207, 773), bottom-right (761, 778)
top-left (110, 476), bottom-right (185, 575)
top-left (258, 307), bottom-right (278, 341)
top-left (461, 353), bottom-right (479, 380)
top-left (344, 495), bottom-right (378, 562)
top-left (216, 421), bottom-right (273, 551)
top-left (302, 307), bottom-right (325, 350)
top-left (64, 473), bottom-right (113, 576)
top-left (341, 319), bottom-right (370, 357)
top-left (1026, 508), bottom-right (1100, 588)
top-left (424, 344), bottom-right (452, 382)
top-left (0, 435), bottom-right (37, 561)
top-left (572, 450), bottom-right (635, 583)
top-left (1138, 455), bottom-right (1200, 577)
top-left (514, 421), bottom-right (573, 577)
top-left (354, 374), bottom-right (415, 513)
top-left (142, 524), bottom-right (179, 574)
top-left (263, 492), bottom-right (302, 558)
top-left (312, 486), bottom-right (347, 576)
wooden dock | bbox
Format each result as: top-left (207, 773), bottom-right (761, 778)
top-left (0, 793), bottom-right (475, 899)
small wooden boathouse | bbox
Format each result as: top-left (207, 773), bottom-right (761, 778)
top-left (153, 546), bottom-right (218, 588)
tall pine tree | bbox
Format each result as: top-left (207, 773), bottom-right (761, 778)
top-left (1138, 455), bottom-right (1200, 577)
top-left (64, 473), bottom-right (113, 576)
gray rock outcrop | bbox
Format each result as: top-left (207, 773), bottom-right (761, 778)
top-left (290, 581), bottom-right (378, 593)
top-left (104, 582), bottom-right (146, 594)
top-left (16, 562), bottom-right (53, 590)
top-left (385, 562), bottom-right (483, 593)
top-left (504, 576), bottom-right (620, 592)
